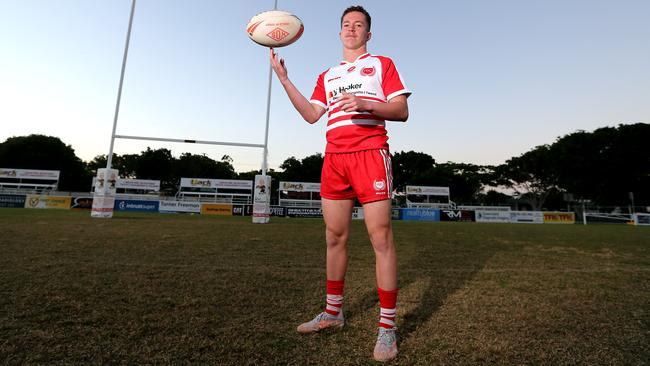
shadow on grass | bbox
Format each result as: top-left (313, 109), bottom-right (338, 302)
top-left (344, 239), bottom-right (497, 343)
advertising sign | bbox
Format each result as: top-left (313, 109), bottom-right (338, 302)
top-left (232, 204), bottom-right (252, 216)
top-left (159, 200), bottom-right (201, 213)
top-left (180, 178), bottom-right (252, 189)
top-left (201, 203), bottom-right (234, 216)
top-left (24, 195), bottom-right (71, 209)
top-left (440, 210), bottom-right (475, 222)
top-left (92, 168), bottom-right (118, 218)
top-left (510, 211), bottom-right (544, 224)
top-left (92, 177), bottom-right (160, 191)
top-left (252, 175), bottom-right (271, 223)
top-left (405, 186), bottom-right (449, 196)
top-left (543, 212), bottom-right (575, 224)
top-left (0, 168), bottom-right (60, 180)
top-left (286, 207), bottom-right (323, 218)
top-left (279, 181), bottom-right (321, 192)
top-left (401, 208), bottom-right (440, 222)
top-left (391, 208), bottom-right (402, 220)
top-left (475, 210), bottom-right (511, 223)
top-left (114, 199), bottom-right (159, 213)
top-left (634, 213), bottom-right (650, 226)
top-left (71, 196), bottom-right (94, 210)
top-left (352, 207), bottom-right (364, 220)
top-left (0, 194), bottom-right (26, 208)
top-left (270, 206), bottom-right (287, 217)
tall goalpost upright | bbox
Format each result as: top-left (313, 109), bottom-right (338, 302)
top-left (91, 0), bottom-right (277, 223)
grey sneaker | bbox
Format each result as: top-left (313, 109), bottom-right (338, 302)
top-left (296, 311), bottom-right (344, 334)
top-left (373, 327), bottom-right (398, 362)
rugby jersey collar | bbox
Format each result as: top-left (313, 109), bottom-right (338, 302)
top-left (340, 53), bottom-right (371, 65)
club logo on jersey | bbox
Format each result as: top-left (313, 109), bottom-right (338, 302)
top-left (360, 66), bottom-right (376, 76)
top-left (347, 66), bottom-right (356, 73)
top-left (374, 179), bottom-right (386, 191)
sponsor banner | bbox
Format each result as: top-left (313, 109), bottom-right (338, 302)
top-left (634, 213), bottom-right (650, 226)
top-left (0, 194), bottom-right (26, 208)
top-left (0, 168), bottom-right (60, 180)
top-left (93, 168), bottom-right (118, 197)
top-left (92, 177), bottom-right (160, 191)
top-left (286, 207), bottom-right (323, 218)
top-left (510, 211), bottom-right (544, 224)
top-left (459, 205), bottom-right (511, 212)
top-left (180, 178), bottom-right (252, 190)
top-left (352, 207), bottom-right (364, 220)
top-left (159, 200), bottom-right (201, 213)
top-left (475, 210), bottom-right (511, 223)
top-left (279, 181), bottom-right (321, 193)
top-left (401, 208), bottom-right (440, 222)
top-left (201, 203), bottom-right (233, 216)
top-left (114, 199), bottom-right (159, 213)
top-left (405, 186), bottom-right (449, 196)
top-left (252, 175), bottom-right (271, 223)
top-left (71, 196), bottom-right (93, 210)
top-left (270, 206), bottom-right (287, 217)
top-left (543, 212), bottom-right (575, 224)
top-left (232, 204), bottom-right (255, 216)
top-left (91, 196), bottom-right (115, 218)
top-left (440, 209), bottom-right (476, 222)
top-left (25, 195), bottom-right (71, 209)
top-left (391, 208), bottom-right (402, 220)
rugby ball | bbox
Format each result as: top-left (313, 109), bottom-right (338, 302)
top-left (246, 10), bottom-right (304, 48)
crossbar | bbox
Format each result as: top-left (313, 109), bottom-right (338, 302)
top-left (115, 134), bottom-right (265, 149)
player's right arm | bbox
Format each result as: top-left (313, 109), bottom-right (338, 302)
top-left (270, 49), bottom-right (325, 124)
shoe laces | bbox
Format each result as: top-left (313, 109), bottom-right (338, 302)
top-left (377, 327), bottom-right (397, 347)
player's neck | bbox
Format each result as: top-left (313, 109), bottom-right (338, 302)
top-left (343, 46), bottom-right (368, 63)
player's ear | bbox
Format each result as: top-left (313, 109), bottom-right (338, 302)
top-left (367, 31), bottom-right (372, 42)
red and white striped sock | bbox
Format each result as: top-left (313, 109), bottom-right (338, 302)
top-left (325, 279), bottom-right (344, 317)
top-left (378, 287), bottom-right (398, 329)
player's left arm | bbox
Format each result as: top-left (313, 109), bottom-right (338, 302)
top-left (338, 93), bottom-right (409, 122)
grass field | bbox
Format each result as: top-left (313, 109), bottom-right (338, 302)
top-left (1, 208), bottom-right (648, 365)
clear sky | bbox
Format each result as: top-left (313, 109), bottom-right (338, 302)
top-left (1, 0), bottom-right (648, 172)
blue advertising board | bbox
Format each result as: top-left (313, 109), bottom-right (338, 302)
top-left (0, 194), bottom-right (26, 208)
top-left (400, 208), bottom-right (441, 222)
top-left (114, 199), bottom-right (159, 212)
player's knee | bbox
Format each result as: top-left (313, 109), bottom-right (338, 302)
top-left (369, 232), bottom-right (394, 254)
top-left (326, 227), bottom-right (348, 248)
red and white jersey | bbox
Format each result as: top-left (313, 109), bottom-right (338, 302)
top-left (310, 53), bottom-right (411, 153)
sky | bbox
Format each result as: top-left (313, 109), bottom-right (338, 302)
top-left (1, 0), bottom-right (649, 173)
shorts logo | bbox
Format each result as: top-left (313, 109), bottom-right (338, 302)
top-left (360, 66), bottom-right (376, 76)
top-left (374, 179), bottom-right (386, 191)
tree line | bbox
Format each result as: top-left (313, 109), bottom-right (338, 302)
top-left (0, 122), bottom-right (648, 210)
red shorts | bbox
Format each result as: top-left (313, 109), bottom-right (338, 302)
top-left (321, 149), bottom-right (393, 204)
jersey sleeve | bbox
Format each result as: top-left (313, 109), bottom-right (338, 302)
top-left (379, 56), bottom-right (411, 101)
top-left (309, 71), bottom-right (327, 109)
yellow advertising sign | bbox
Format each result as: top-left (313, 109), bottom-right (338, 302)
top-left (201, 203), bottom-right (233, 216)
top-left (25, 195), bottom-right (71, 209)
top-left (543, 212), bottom-right (575, 224)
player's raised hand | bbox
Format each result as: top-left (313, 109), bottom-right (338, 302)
top-left (270, 48), bottom-right (288, 82)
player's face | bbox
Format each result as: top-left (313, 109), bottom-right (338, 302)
top-left (339, 11), bottom-right (371, 50)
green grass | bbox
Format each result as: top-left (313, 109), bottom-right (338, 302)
top-left (1, 208), bottom-right (648, 365)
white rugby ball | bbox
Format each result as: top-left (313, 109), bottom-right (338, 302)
top-left (246, 10), bottom-right (304, 48)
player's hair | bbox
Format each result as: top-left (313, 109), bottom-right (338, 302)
top-left (340, 5), bottom-right (371, 31)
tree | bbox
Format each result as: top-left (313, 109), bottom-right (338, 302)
top-left (278, 153), bottom-right (323, 183)
top-left (135, 148), bottom-right (175, 191)
top-left (87, 153), bottom-right (138, 178)
top-left (0, 134), bottom-right (91, 191)
top-left (391, 151), bottom-right (435, 192)
top-left (497, 145), bottom-right (559, 211)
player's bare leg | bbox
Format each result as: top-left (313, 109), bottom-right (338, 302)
top-left (363, 199), bottom-right (399, 362)
top-left (297, 198), bottom-right (353, 333)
